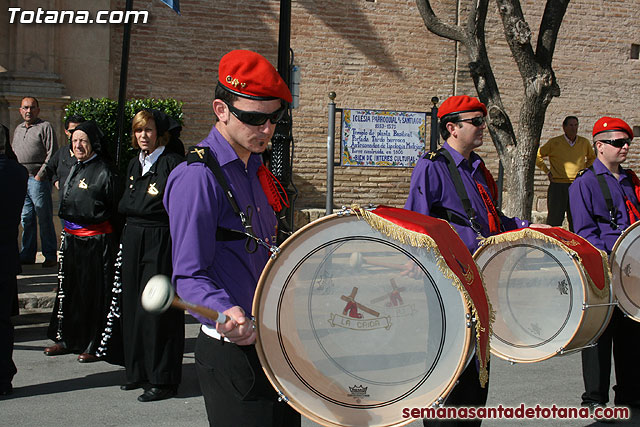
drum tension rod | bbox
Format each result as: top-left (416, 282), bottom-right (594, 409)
top-left (276, 390), bottom-right (289, 403)
top-left (431, 396), bottom-right (445, 408)
top-left (582, 302), bottom-right (618, 309)
top-left (465, 313), bottom-right (477, 328)
top-left (558, 343), bottom-right (597, 355)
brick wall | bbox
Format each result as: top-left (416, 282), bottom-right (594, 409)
top-left (111, 0), bottom-right (640, 214)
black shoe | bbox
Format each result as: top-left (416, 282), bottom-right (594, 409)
top-left (582, 402), bottom-right (615, 424)
top-left (20, 259), bottom-right (35, 265)
top-left (137, 386), bottom-right (177, 402)
top-left (42, 259), bottom-right (57, 268)
top-left (0, 384), bottom-right (12, 396)
top-left (120, 382), bottom-right (142, 391)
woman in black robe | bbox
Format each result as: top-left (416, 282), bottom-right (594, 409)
top-left (107, 109), bottom-right (185, 402)
top-left (44, 121), bottom-right (119, 363)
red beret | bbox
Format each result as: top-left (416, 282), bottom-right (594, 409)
top-left (438, 95), bottom-right (487, 119)
top-left (592, 116), bottom-right (633, 139)
top-left (218, 50), bottom-right (292, 103)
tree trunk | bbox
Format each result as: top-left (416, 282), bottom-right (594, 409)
top-left (416, 0), bottom-right (568, 221)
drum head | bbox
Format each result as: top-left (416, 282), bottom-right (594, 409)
top-left (611, 221), bottom-right (640, 322)
top-left (475, 237), bottom-right (587, 362)
top-left (254, 214), bottom-right (471, 427)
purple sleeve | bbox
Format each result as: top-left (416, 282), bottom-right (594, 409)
top-left (569, 179), bottom-right (606, 252)
top-left (501, 214), bottom-right (529, 231)
top-left (164, 163), bottom-right (234, 326)
top-left (404, 159), bottom-right (432, 215)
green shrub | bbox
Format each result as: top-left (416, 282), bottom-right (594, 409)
top-left (64, 98), bottom-right (183, 175)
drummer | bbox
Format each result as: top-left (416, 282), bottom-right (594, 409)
top-left (163, 50), bottom-right (300, 427)
top-left (405, 94), bottom-right (546, 426)
top-left (569, 116), bottom-right (640, 412)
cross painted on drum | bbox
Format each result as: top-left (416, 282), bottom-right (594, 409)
top-left (328, 286), bottom-right (392, 331)
top-left (624, 263), bottom-right (632, 277)
top-left (370, 279), bottom-right (406, 307)
top-left (341, 287), bottom-right (379, 318)
top-left (529, 322), bottom-right (543, 337)
top-left (557, 279), bottom-right (569, 295)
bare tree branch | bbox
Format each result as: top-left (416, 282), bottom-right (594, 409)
top-left (495, 0), bottom-right (538, 80)
top-left (416, 0), bottom-right (465, 43)
top-left (536, 0), bottom-right (570, 65)
top-left (469, 0), bottom-right (489, 41)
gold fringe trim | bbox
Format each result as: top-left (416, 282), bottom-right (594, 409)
top-left (353, 205), bottom-right (492, 387)
top-left (478, 228), bottom-right (610, 300)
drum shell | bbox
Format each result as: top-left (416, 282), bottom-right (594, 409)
top-left (254, 213), bottom-right (474, 427)
top-left (610, 221), bottom-right (640, 322)
top-left (474, 233), bottom-right (613, 363)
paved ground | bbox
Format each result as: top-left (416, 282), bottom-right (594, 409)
top-left (5, 255), bottom-right (640, 426)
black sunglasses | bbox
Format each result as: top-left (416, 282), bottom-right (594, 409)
top-left (223, 101), bottom-right (286, 126)
top-left (598, 138), bottom-right (631, 148)
top-left (455, 116), bottom-right (485, 127)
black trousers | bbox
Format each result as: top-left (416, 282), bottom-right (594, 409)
top-left (546, 182), bottom-right (573, 229)
top-left (0, 274), bottom-right (18, 389)
top-left (194, 330), bottom-right (301, 427)
top-left (423, 355), bottom-right (490, 427)
top-left (582, 307), bottom-right (640, 406)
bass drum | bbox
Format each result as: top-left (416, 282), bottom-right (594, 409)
top-left (253, 210), bottom-right (474, 427)
top-left (610, 220), bottom-right (640, 322)
top-left (474, 227), bottom-right (613, 363)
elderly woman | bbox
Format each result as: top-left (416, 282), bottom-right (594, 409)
top-left (112, 109), bottom-right (185, 402)
top-left (44, 121), bottom-right (119, 363)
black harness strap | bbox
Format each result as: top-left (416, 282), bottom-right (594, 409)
top-left (187, 146), bottom-right (254, 242)
top-left (435, 149), bottom-right (483, 233)
top-left (588, 166), bottom-right (619, 229)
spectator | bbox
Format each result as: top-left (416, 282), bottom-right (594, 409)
top-left (115, 109), bottom-right (185, 402)
top-left (44, 121), bottom-right (119, 363)
top-left (0, 124), bottom-right (28, 396)
top-left (46, 115), bottom-right (85, 195)
top-left (11, 97), bottom-right (58, 268)
top-left (536, 116), bottom-right (595, 228)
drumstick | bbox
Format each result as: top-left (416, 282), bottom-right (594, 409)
top-left (350, 252), bottom-right (405, 271)
top-left (141, 274), bottom-right (229, 324)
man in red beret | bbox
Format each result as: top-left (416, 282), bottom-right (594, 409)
top-left (164, 50), bottom-right (299, 426)
top-left (405, 94), bottom-right (532, 426)
top-left (569, 116), bottom-right (640, 413)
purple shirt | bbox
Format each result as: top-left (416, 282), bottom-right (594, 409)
top-left (164, 126), bottom-right (277, 326)
top-left (405, 142), bottom-right (528, 253)
top-left (569, 158), bottom-right (638, 254)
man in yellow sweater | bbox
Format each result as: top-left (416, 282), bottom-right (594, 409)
top-left (536, 116), bottom-right (595, 229)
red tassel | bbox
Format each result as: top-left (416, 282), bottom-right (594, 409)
top-left (478, 162), bottom-right (498, 201)
top-left (257, 165), bottom-right (289, 212)
top-left (476, 162), bottom-right (500, 233)
top-left (626, 170), bottom-right (640, 211)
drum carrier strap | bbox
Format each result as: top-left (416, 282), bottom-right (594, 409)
top-left (430, 149), bottom-right (502, 234)
top-left (589, 166), bottom-right (620, 229)
top-left (588, 166), bottom-right (640, 230)
top-left (186, 146), bottom-right (274, 254)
